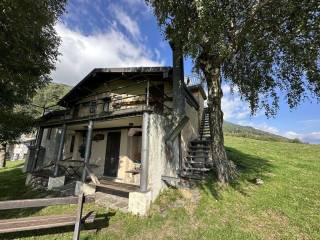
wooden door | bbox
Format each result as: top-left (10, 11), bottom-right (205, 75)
top-left (104, 132), bottom-right (121, 177)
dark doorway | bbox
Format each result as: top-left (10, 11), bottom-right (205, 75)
top-left (104, 132), bottom-right (121, 177)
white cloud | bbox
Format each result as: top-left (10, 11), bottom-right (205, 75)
top-left (284, 131), bottom-right (320, 144)
top-left (112, 6), bottom-right (141, 40)
top-left (298, 119), bottom-right (320, 130)
top-left (122, 0), bottom-right (151, 15)
top-left (221, 85), bottom-right (251, 120)
top-left (51, 23), bottom-right (163, 86)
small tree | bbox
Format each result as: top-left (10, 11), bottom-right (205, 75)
top-left (0, 0), bottom-right (66, 145)
top-left (146, 0), bottom-right (320, 183)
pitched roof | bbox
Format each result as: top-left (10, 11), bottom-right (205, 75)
top-left (58, 67), bottom-right (172, 107)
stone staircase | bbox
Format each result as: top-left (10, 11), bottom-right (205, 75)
top-left (181, 108), bottom-right (213, 180)
top-left (199, 107), bottom-right (210, 140)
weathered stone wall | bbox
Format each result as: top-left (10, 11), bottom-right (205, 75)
top-left (181, 101), bottom-right (200, 161)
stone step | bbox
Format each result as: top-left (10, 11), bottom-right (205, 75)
top-left (185, 162), bottom-right (207, 168)
top-left (190, 139), bottom-right (211, 143)
top-left (95, 180), bottom-right (139, 198)
top-left (184, 167), bottom-right (211, 172)
top-left (199, 132), bottom-right (210, 135)
top-left (189, 145), bottom-right (210, 150)
top-left (188, 151), bottom-right (210, 156)
top-left (95, 192), bottom-right (129, 213)
top-left (187, 155), bottom-right (209, 159)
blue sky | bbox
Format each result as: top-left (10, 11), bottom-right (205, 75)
top-left (51, 0), bottom-right (320, 144)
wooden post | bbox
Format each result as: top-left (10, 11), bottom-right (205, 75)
top-left (73, 193), bottom-right (84, 240)
top-left (146, 79), bottom-right (150, 107)
top-left (82, 120), bottom-right (93, 182)
top-left (54, 124), bottom-right (67, 177)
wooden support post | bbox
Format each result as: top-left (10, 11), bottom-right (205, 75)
top-left (73, 192), bottom-right (84, 240)
top-left (54, 124), bottom-right (67, 177)
top-left (146, 79), bottom-right (150, 107)
top-left (82, 120), bottom-right (93, 182)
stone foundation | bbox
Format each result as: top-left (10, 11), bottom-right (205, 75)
top-left (25, 173), bottom-right (49, 189)
top-left (74, 181), bottom-right (96, 196)
top-left (47, 176), bottom-right (65, 190)
top-left (128, 191), bottom-right (152, 216)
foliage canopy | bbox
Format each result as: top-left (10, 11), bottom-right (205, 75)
top-left (147, 0), bottom-right (320, 116)
top-left (0, 0), bottom-right (66, 143)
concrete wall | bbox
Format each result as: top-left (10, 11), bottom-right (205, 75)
top-left (181, 101), bottom-right (200, 161)
top-left (191, 90), bottom-right (205, 128)
top-left (147, 113), bottom-right (167, 201)
top-left (60, 127), bottom-right (141, 185)
top-left (41, 127), bottom-right (61, 167)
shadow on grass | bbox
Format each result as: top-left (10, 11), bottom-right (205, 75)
top-left (0, 164), bottom-right (52, 220)
top-left (0, 163), bottom-right (115, 239)
top-left (199, 146), bottom-right (274, 199)
top-left (0, 212), bottom-right (114, 239)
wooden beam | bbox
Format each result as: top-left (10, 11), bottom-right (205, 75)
top-left (0, 196), bottom-right (94, 210)
top-left (165, 115), bottom-right (189, 143)
top-left (0, 212), bottom-right (95, 234)
top-left (85, 165), bottom-right (100, 185)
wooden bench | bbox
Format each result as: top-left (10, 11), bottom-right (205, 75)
top-left (0, 195), bottom-right (95, 239)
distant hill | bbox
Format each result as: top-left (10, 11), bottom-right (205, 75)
top-left (223, 121), bottom-right (300, 143)
top-left (31, 82), bottom-right (72, 117)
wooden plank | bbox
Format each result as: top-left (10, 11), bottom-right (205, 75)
top-left (85, 166), bottom-right (100, 185)
top-left (0, 196), bottom-right (94, 210)
top-left (73, 193), bottom-right (84, 240)
top-left (0, 213), bottom-right (95, 234)
top-left (165, 115), bottom-right (189, 143)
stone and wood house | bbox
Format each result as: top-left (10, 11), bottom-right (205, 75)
top-left (24, 50), bottom-right (212, 215)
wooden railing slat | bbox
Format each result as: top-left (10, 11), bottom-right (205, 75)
top-left (0, 196), bottom-right (94, 210)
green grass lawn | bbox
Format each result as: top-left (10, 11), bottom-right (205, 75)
top-left (0, 136), bottom-right (319, 240)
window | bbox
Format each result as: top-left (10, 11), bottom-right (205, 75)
top-left (47, 128), bottom-right (52, 140)
top-left (89, 101), bottom-right (97, 114)
top-left (70, 135), bottom-right (75, 153)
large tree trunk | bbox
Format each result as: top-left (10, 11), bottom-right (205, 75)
top-left (204, 65), bottom-right (236, 184)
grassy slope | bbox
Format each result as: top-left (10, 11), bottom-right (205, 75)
top-left (0, 137), bottom-right (319, 239)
